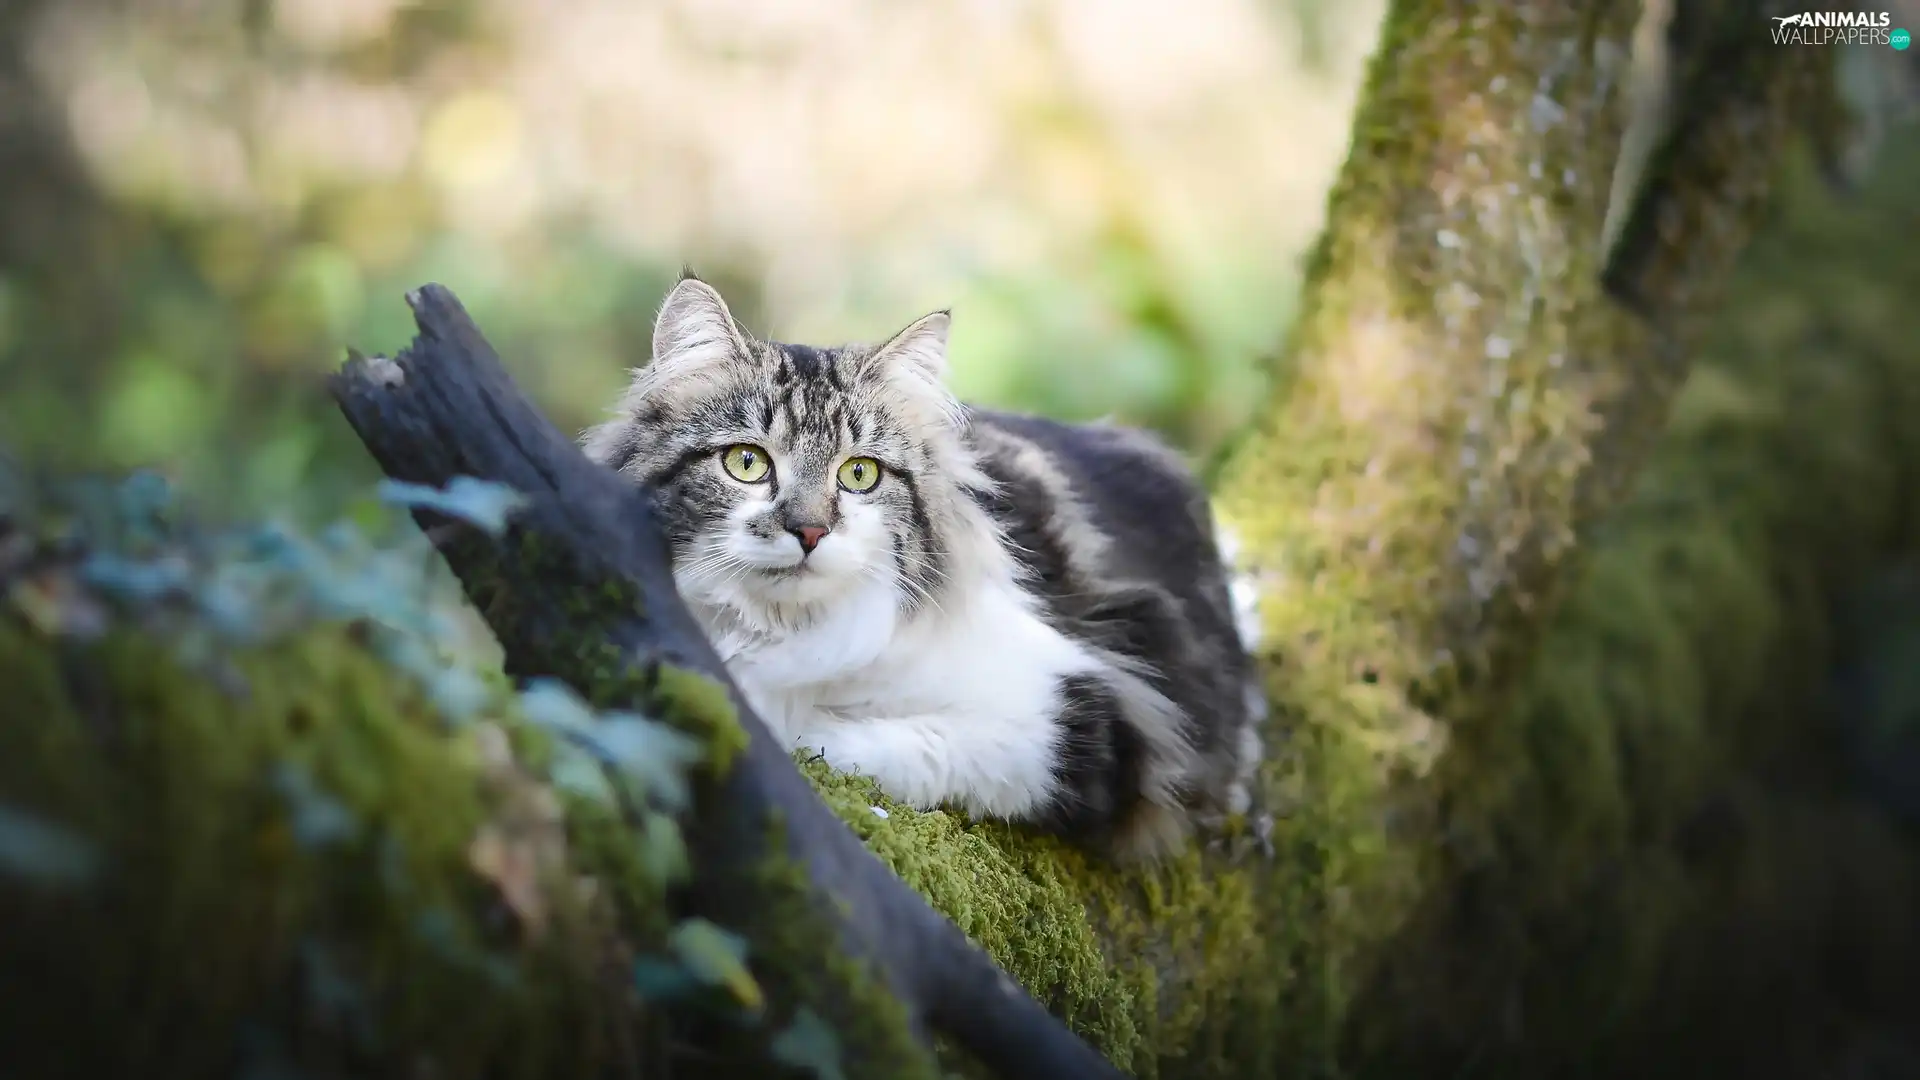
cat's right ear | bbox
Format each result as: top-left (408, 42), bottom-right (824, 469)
top-left (651, 275), bottom-right (747, 371)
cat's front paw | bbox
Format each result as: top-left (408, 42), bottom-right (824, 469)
top-left (794, 717), bottom-right (1046, 821)
top-left (792, 721), bottom-right (937, 809)
top-left (793, 726), bottom-right (871, 778)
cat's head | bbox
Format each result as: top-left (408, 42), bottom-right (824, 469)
top-left (584, 274), bottom-right (990, 617)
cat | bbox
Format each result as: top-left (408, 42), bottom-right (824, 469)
top-left (582, 272), bottom-right (1265, 859)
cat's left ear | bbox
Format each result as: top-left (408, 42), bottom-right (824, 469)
top-left (869, 309), bottom-right (951, 384)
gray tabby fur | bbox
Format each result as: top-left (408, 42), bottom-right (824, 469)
top-left (583, 272), bottom-right (1264, 859)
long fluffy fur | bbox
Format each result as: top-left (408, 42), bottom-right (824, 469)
top-left (583, 273), bottom-right (1264, 858)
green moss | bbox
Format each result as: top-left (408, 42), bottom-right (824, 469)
top-left (1394, 141), bottom-right (1920, 1074)
top-left (502, 525), bottom-right (746, 771)
top-left (802, 755), bottom-right (1300, 1079)
top-left (651, 663), bottom-right (747, 770)
top-left (741, 808), bottom-right (946, 1080)
top-left (802, 761), bottom-right (1144, 1059)
top-left (0, 618), bottom-right (614, 1077)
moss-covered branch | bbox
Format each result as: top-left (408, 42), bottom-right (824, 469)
top-left (327, 286), bottom-right (1123, 1080)
top-left (0, 509), bottom-right (632, 1078)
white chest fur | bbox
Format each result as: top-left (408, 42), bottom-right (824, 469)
top-left (681, 570), bottom-right (1094, 820)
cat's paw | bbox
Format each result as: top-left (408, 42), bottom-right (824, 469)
top-left (792, 722), bottom-right (925, 805)
top-left (792, 727), bottom-right (868, 776)
top-left (793, 717), bottom-right (1038, 820)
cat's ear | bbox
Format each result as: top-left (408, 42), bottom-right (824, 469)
top-left (866, 309), bottom-right (962, 429)
top-left (651, 273), bottom-right (747, 371)
top-left (869, 309), bottom-right (951, 385)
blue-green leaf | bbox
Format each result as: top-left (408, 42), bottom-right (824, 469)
top-left (632, 956), bottom-right (700, 1001)
top-left (593, 715), bottom-right (703, 812)
top-left (377, 477), bottom-right (527, 537)
top-left (518, 679), bottom-right (597, 735)
top-left (0, 804), bottom-right (100, 886)
top-left (270, 764), bottom-right (358, 848)
top-left (423, 667), bottom-right (491, 724)
top-left (669, 917), bottom-right (762, 1011)
top-left (635, 810), bottom-right (688, 882)
top-left (770, 1008), bottom-right (847, 1080)
top-left (546, 741), bottom-right (617, 805)
top-left (77, 552), bottom-right (192, 602)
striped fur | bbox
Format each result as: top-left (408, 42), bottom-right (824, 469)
top-left (583, 273), bottom-right (1264, 858)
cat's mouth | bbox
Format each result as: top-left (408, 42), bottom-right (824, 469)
top-left (751, 559), bottom-right (811, 579)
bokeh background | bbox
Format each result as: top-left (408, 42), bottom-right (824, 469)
top-left (0, 0), bottom-right (1396, 523)
top-left (5, 2), bottom-right (1920, 1073)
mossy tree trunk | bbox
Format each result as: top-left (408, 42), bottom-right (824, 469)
top-left (1204, 0), bottom-right (1844, 1060)
top-left (4, 3), bottom-right (1907, 1080)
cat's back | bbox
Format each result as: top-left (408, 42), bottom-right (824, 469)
top-left (965, 409), bottom-right (1220, 601)
top-left (964, 408), bottom-right (1258, 810)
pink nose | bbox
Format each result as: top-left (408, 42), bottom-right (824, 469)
top-left (792, 525), bottom-right (829, 553)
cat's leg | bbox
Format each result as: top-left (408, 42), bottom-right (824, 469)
top-left (792, 675), bottom-right (1140, 835)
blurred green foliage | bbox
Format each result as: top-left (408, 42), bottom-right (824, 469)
top-left (0, 0), bottom-right (1377, 525)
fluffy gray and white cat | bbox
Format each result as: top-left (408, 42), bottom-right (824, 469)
top-left (583, 273), bottom-right (1265, 858)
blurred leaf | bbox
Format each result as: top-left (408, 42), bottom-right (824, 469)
top-left (546, 741), bottom-right (617, 805)
top-left (284, 244), bottom-right (367, 340)
top-left (517, 679), bottom-right (598, 735)
top-left (519, 679), bottom-right (704, 811)
top-left (770, 1007), bottom-right (847, 1080)
top-left (632, 955), bottom-right (701, 1002)
top-left (634, 810), bottom-right (688, 882)
top-left (669, 917), bottom-right (763, 1012)
top-left (99, 352), bottom-right (219, 464)
top-left (114, 468), bottom-right (177, 522)
top-left (423, 666), bottom-right (491, 723)
top-left (376, 476), bottom-right (527, 536)
top-left (0, 804), bottom-right (101, 886)
top-left (240, 429), bottom-right (323, 509)
top-left (195, 574), bottom-right (263, 640)
top-left (592, 715), bottom-right (704, 812)
top-left (270, 762), bottom-right (359, 849)
top-left (77, 552), bottom-right (193, 602)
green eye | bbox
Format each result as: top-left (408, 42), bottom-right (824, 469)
top-left (836, 456), bottom-right (882, 493)
top-left (721, 444), bottom-right (772, 483)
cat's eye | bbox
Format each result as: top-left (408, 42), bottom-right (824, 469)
top-left (720, 444), bottom-right (772, 484)
top-left (836, 456), bottom-right (882, 493)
